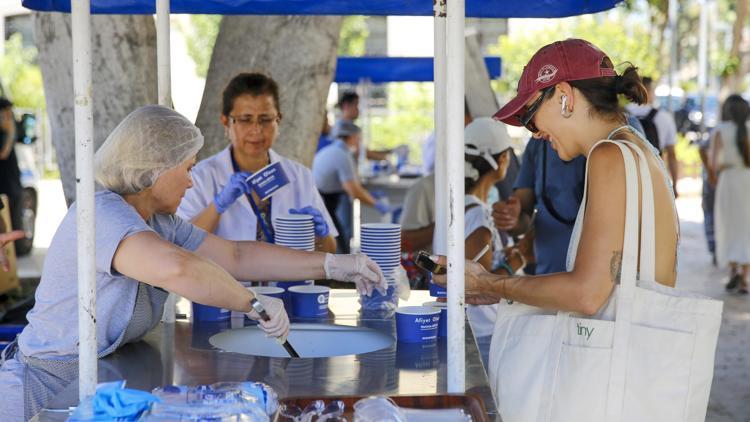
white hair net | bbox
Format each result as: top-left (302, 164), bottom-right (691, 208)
top-left (95, 105), bottom-right (204, 194)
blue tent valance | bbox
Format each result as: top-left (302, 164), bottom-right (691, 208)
top-left (335, 56), bottom-right (501, 84)
top-left (23, 0), bottom-right (622, 18)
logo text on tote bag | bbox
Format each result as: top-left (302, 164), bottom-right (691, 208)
top-left (576, 322), bottom-right (594, 340)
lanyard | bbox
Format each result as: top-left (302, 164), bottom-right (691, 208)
top-left (230, 149), bottom-right (275, 243)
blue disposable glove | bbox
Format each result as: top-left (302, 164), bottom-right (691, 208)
top-left (91, 384), bottom-right (161, 418)
top-left (214, 171), bottom-right (251, 213)
top-left (370, 190), bottom-right (386, 200)
top-left (289, 206), bottom-right (330, 237)
top-left (375, 199), bottom-right (391, 215)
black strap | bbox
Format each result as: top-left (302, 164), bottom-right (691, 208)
top-left (541, 143), bottom-right (578, 226)
top-left (230, 148), bottom-right (275, 243)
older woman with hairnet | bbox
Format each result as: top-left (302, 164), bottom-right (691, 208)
top-left (0, 105), bottom-right (386, 421)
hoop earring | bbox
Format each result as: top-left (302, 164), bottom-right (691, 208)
top-left (561, 96), bottom-right (572, 118)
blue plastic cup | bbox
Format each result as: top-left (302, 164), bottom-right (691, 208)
top-left (274, 281), bottom-right (309, 309)
top-left (395, 306), bottom-right (440, 343)
top-left (289, 285), bottom-right (330, 318)
top-left (428, 279), bottom-right (447, 298)
top-left (422, 301), bottom-right (447, 337)
top-left (192, 302), bottom-right (230, 322)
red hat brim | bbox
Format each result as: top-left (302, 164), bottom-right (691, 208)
top-left (492, 89), bottom-right (537, 127)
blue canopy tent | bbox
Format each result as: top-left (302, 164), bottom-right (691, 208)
top-left (335, 56), bottom-right (501, 84)
top-left (24, 0), bottom-right (624, 402)
top-left (25, 0), bottom-right (621, 17)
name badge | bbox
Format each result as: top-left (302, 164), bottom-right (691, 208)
top-left (246, 161), bottom-right (290, 200)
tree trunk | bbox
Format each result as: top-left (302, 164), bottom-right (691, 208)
top-left (464, 33), bottom-right (498, 118)
top-left (33, 13), bottom-right (157, 205)
top-left (195, 16), bottom-right (342, 167)
top-left (724, 0), bottom-right (748, 96)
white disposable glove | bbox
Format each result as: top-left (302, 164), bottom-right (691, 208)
top-left (245, 294), bottom-right (291, 343)
top-left (324, 253), bottom-right (388, 296)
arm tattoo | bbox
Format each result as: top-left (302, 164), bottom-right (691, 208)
top-left (610, 250), bottom-right (623, 283)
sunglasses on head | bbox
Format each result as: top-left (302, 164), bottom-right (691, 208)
top-left (515, 86), bottom-right (555, 133)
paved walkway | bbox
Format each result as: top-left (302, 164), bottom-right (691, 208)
top-left (674, 180), bottom-right (749, 422)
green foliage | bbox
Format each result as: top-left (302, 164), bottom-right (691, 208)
top-left (490, 15), bottom-right (660, 98)
top-left (0, 34), bottom-right (45, 110)
top-left (369, 83), bottom-right (434, 163)
top-left (339, 16), bottom-right (369, 56)
top-left (181, 15), bottom-right (222, 78)
top-left (675, 133), bottom-right (702, 178)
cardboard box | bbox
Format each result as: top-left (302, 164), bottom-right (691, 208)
top-left (0, 194), bottom-right (20, 295)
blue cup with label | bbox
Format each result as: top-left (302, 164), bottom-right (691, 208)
top-left (422, 301), bottom-right (447, 337)
top-left (395, 306), bottom-right (440, 343)
top-left (428, 272), bottom-right (446, 298)
top-left (274, 281), bottom-right (309, 310)
top-left (192, 302), bottom-right (231, 322)
top-left (246, 161), bottom-right (290, 200)
top-left (289, 285), bottom-right (330, 318)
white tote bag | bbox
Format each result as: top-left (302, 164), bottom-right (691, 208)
top-left (488, 140), bottom-right (723, 422)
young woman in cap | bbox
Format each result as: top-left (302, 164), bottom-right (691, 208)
top-left (433, 39), bottom-right (681, 418)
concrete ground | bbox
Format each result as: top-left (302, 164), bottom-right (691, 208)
top-left (675, 182), bottom-right (750, 422)
top-left (14, 178), bottom-right (750, 420)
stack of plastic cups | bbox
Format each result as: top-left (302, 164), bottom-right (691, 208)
top-left (360, 223), bottom-right (401, 311)
top-left (274, 214), bottom-right (316, 308)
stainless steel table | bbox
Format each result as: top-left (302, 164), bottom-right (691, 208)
top-left (33, 290), bottom-right (498, 420)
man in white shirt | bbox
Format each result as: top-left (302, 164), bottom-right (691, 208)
top-left (626, 76), bottom-right (680, 196)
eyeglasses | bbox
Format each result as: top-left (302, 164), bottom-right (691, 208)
top-left (516, 86), bottom-right (555, 133)
top-left (229, 114), bottom-right (279, 130)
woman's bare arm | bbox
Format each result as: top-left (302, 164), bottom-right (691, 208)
top-left (195, 231), bottom-right (327, 282)
top-left (436, 143), bottom-right (626, 315)
top-left (113, 231), bottom-right (255, 312)
top-left (190, 203), bottom-right (222, 233)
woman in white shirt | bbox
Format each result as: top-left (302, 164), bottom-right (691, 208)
top-left (178, 73), bottom-right (337, 252)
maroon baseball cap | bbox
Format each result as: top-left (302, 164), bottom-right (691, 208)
top-left (493, 39), bottom-right (617, 126)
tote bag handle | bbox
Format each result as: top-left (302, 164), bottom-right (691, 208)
top-left (537, 140), bottom-right (658, 422)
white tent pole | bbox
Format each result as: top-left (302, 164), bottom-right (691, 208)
top-left (446, 0), bottom-right (465, 393)
top-left (72, 0), bottom-right (97, 400)
top-left (433, 1), bottom-right (447, 256)
top-left (157, 0), bottom-right (178, 324)
top-left (156, 0), bottom-right (172, 107)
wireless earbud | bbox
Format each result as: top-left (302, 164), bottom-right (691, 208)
top-left (561, 95), bottom-right (568, 113)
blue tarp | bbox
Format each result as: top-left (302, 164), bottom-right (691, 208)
top-left (335, 56), bottom-right (501, 84)
top-left (22, 0), bottom-right (622, 18)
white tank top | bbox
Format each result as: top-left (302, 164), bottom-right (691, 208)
top-left (565, 126), bottom-right (679, 273)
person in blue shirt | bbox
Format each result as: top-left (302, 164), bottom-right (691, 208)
top-left (313, 121), bottom-right (389, 253)
top-left (493, 115), bottom-right (645, 275)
